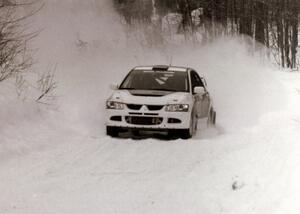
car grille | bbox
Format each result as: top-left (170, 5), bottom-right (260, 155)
top-left (126, 104), bottom-right (164, 111)
top-left (125, 116), bottom-right (163, 125)
top-left (147, 105), bottom-right (164, 111)
top-left (127, 104), bottom-right (142, 110)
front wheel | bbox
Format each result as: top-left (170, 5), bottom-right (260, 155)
top-left (181, 114), bottom-right (196, 139)
top-left (106, 126), bottom-right (119, 137)
top-left (181, 129), bottom-right (192, 139)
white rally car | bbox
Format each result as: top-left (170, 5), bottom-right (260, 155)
top-left (105, 65), bottom-right (216, 139)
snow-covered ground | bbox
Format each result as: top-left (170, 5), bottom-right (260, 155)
top-left (1, 1), bottom-right (300, 214)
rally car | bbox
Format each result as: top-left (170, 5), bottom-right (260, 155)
top-left (105, 65), bottom-right (216, 139)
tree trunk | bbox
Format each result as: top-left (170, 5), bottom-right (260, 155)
top-left (254, 0), bottom-right (265, 45)
top-left (291, 0), bottom-right (299, 68)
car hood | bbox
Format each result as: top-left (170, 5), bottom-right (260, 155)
top-left (108, 90), bottom-right (191, 105)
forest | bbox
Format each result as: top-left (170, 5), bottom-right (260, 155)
top-left (113, 0), bottom-right (300, 69)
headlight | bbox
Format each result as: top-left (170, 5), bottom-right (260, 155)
top-left (165, 104), bottom-right (189, 112)
top-left (106, 101), bottom-right (124, 110)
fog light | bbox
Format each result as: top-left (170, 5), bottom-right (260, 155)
top-left (168, 118), bottom-right (182, 124)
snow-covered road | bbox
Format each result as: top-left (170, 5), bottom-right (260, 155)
top-left (2, 71), bottom-right (300, 214)
top-left (1, 1), bottom-right (300, 213)
top-left (2, 96), bottom-right (300, 214)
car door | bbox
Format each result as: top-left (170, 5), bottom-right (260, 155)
top-left (191, 71), bottom-right (211, 118)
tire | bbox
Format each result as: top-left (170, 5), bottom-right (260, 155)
top-left (195, 116), bottom-right (198, 130)
top-left (207, 108), bottom-right (216, 126)
top-left (212, 111), bottom-right (216, 125)
top-left (106, 126), bottom-right (119, 137)
top-left (181, 129), bottom-right (192, 139)
top-left (181, 114), bottom-right (195, 139)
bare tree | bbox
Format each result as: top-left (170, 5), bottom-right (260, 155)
top-left (0, 0), bottom-right (43, 82)
top-left (36, 64), bottom-right (57, 105)
top-left (114, 0), bottom-right (299, 68)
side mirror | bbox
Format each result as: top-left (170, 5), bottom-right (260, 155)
top-left (194, 86), bottom-right (205, 94)
top-left (110, 84), bottom-right (119, 90)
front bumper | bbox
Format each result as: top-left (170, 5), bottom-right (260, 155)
top-left (105, 107), bottom-right (191, 130)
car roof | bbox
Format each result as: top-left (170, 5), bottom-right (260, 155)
top-left (133, 65), bottom-right (192, 72)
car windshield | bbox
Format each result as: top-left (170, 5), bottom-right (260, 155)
top-left (119, 70), bottom-right (189, 92)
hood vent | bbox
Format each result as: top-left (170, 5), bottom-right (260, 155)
top-left (130, 93), bottom-right (164, 97)
top-left (128, 90), bottom-right (170, 97)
